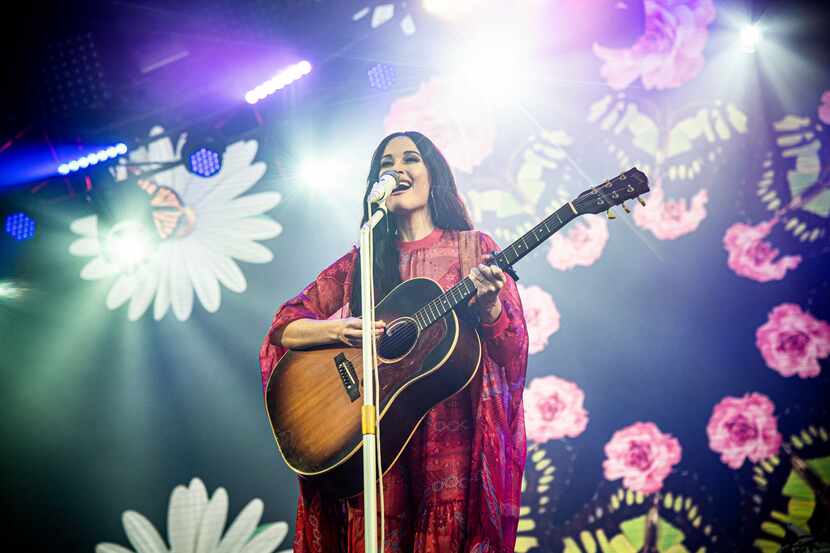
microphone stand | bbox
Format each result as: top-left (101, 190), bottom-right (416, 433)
top-left (360, 196), bottom-right (387, 553)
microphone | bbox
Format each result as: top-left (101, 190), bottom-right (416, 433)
top-left (368, 171), bottom-right (400, 204)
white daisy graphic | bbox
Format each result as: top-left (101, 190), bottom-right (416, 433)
top-left (96, 478), bottom-right (292, 553)
top-left (69, 127), bottom-right (282, 321)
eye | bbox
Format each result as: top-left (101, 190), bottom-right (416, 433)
top-left (404, 155), bottom-right (420, 163)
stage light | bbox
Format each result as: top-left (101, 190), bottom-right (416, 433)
top-left (299, 160), bottom-right (318, 184)
top-left (368, 63), bottom-right (396, 90)
top-left (180, 130), bottom-right (227, 178)
top-left (102, 220), bottom-right (154, 269)
top-left (245, 60), bottom-right (313, 104)
top-left (298, 159), bottom-right (338, 188)
top-left (0, 281), bottom-right (26, 300)
top-left (449, 24), bottom-right (535, 104)
top-left (740, 23), bottom-right (762, 53)
top-left (4, 212), bottom-right (36, 241)
top-left (188, 147), bottom-right (223, 178)
top-left (57, 142), bottom-right (129, 175)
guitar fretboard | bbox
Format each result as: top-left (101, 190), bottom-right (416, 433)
top-left (413, 203), bottom-right (577, 330)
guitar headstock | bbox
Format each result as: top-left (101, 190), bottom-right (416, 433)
top-left (573, 167), bottom-right (650, 217)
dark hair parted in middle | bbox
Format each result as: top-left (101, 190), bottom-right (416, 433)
top-left (349, 131), bottom-right (474, 316)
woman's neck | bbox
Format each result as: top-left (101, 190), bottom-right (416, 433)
top-left (395, 208), bottom-right (435, 242)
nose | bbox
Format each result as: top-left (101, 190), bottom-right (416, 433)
top-left (389, 160), bottom-right (407, 176)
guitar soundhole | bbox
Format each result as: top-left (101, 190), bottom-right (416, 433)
top-left (377, 317), bottom-right (419, 361)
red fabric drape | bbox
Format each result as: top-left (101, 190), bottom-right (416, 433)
top-left (259, 229), bottom-right (529, 553)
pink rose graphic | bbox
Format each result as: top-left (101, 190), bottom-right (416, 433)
top-left (524, 375), bottom-right (589, 443)
top-left (593, 0), bottom-right (716, 90)
top-left (517, 284), bottom-right (560, 354)
top-left (756, 303), bottom-right (830, 378)
top-left (819, 91), bottom-right (830, 125)
top-left (546, 214), bottom-right (609, 271)
top-left (603, 422), bottom-right (682, 494)
top-left (723, 220), bottom-right (801, 282)
top-left (707, 393), bottom-right (782, 469)
top-left (632, 185), bottom-right (708, 240)
top-left (384, 78), bottom-right (495, 173)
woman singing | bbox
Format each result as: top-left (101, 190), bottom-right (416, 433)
top-left (259, 131), bottom-right (529, 552)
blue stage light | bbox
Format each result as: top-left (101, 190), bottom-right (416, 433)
top-left (368, 63), bottom-right (396, 90)
top-left (188, 147), bottom-right (223, 178)
top-left (4, 212), bottom-right (36, 241)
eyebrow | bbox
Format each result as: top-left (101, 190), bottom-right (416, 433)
top-left (381, 150), bottom-right (420, 160)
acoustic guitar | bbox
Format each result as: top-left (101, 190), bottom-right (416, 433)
top-left (265, 167), bottom-right (649, 498)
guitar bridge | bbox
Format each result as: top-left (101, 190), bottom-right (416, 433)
top-left (334, 353), bottom-right (360, 402)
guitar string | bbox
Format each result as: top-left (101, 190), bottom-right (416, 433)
top-left (375, 170), bottom-right (645, 353)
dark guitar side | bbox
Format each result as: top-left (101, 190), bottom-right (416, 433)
top-left (265, 277), bottom-right (482, 498)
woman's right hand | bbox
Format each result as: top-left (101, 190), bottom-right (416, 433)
top-left (336, 317), bottom-right (386, 348)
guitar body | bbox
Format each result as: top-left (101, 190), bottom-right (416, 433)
top-left (264, 277), bottom-right (482, 498)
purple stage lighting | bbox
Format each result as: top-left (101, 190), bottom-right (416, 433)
top-left (245, 60), bottom-right (312, 104)
top-left (368, 63), bottom-right (396, 90)
top-left (58, 143), bottom-right (129, 175)
top-left (5, 213), bottom-right (36, 241)
top-left (188, 147), bottom-right (223, 177)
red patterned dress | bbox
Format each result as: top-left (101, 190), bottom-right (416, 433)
top-left (259, 228), bottom-right (529, 553)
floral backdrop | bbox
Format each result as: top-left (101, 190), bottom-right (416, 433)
top-left (2, 1), bottom-right (829, 552)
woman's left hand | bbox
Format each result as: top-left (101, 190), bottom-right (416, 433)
top-left (469, 255), bottom-right (505, 323)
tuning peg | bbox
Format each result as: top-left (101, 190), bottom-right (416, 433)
top-left (636, 196), bottom-right (646, 207)
top-left (606, 209), bottom-right (616, 220)
top-left (621, 202), bottom-right (631, 214)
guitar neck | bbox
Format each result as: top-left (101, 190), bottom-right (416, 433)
top-left (412, 203), bottom-right (578, 330)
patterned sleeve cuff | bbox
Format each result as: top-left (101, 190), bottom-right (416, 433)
top-left (480, 304), bottom-right (509, 338)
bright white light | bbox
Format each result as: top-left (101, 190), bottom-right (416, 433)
top-left (298, 159), bottom-right (338, 188)
top-left (299, 161), bottom-right (318, 185)
top-left (78, 157), bottom-right (90, 169)
top-left (96, 150), bottom-right (109, 162)
top-left (58, 164), bottom-right (70, 175)
top-left (245, 60), bottom-right (312, 103)
top-left (116, 143), bottom-right (128, 155)
top-left (106, 146), bottom-right (117, 157)
top-left (423, 0), bottom-right (482, 21)
top-left (289, 65), bottom-right (306, 80)
top-left (0, 281), bottom-right (26, 300)
top-left (740, 23), bottom-right (762, 53)
top-left (68, 161), bottom-right (80, 171)
top-left (103, 220), bottom-right (154, 269)
top-left (86, 153), bottom-right (99, 165)
top-left (449, 24), bottom-right (535, 104)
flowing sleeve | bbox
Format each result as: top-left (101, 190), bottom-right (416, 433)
top-left (258, 248), bottom-right (357, 391)
top-left (477, 232), bottom-right (528, 375)
top-left (464, 232), bottom-right (529, 550)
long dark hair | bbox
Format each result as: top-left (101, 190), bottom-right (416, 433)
top-left (349, 131), bottom-right (473, 316)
